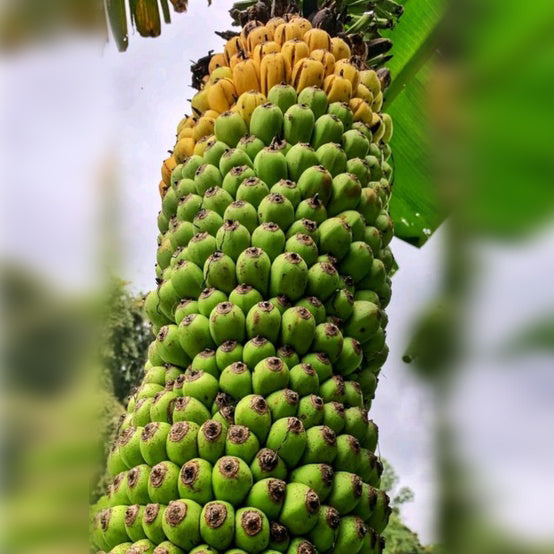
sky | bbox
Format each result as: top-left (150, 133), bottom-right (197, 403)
top-left (1, 3), bottom-right (553, 545)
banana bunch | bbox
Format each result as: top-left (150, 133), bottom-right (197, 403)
top-left (93, 12), bottom-right (397, 554)
top-left (158, 16), bottom-right (390, 197)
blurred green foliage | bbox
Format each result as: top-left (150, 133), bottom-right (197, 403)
top-left (100, 277), bottom-right (153, 402)
top-left (2, 265), bottom-right (95, 395)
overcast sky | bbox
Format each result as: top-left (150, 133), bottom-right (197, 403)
top-left (1, 2), bottom-right (553, 544)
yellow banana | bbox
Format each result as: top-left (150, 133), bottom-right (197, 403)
top-left (309, 49), bottom-right (335, 76)
top-left (372, 90), bottom-right (383, 112)
top-left (323, 74), bottom-right (353, 103)
top-left (240, 20), bottom-right (264, 43)
top-left (247, 26), bottom-right (271, 53)
top-left (161, 156), bottom-right (177, 186)
top-left (191, 88), bottom-right (210, 116)
top-left (358, 69), bottom-right (381, 96)
top-left (207, 78), bottom-right (238, 113)
top-left (330, 37), bottom-right (351, 61)
top-left (233, 58), bottom-right (261, 95)
top-left (173, 137), bottom-right (196, 162)
top-left (194, 135), bottom-right (215, 156)
top-left (260, 52), bottom-right (288, 95)
top-left (159, 179), bottom-right (169, 198)
top-left (281, 39), bottom-right (310, 80)
top-left (356, 83), bottom-right (374, 104)
top-left (292, 58), bottom-right (325, 93)
top-left (381, 113), bottom-right (393, 143)
top-left (349, 97), bottom-right (373, 124)
top-left (192, 116), bottom-right (216, 141)
top-left (265, 17), bottom-right (285, 37)
top-left (209, 66), bottom-right (233, 83)
top-left (273, 22), bottom-right (304, 47)
top-left (178, 127), bottom-right (195, 140)
top-left (303, 28), bottom-right (332, 52)
top-left (204, 109), bottom-right (220, 119)
top-left (288, 16), bottom-right (312, 35)
top-left (208, 52), bottom-right (228, 73)
top-left (229, 51), bottom-right (248, 71)
top-left (252, 41), bottom-right (281, 70)
top-left (236, 90), bottom-right (266, 126)
top-left (177, 115), bottom-right (196, 134)
top-left (224, 36), bottom-right (245, 64)
top-left (370, 112), bottom-right (385, 142)
top-left (334, 59), bottom-right (360, 90)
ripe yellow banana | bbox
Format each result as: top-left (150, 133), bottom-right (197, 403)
top-left (274, 22), bottom-right (304, 47)
top-left (240, 20), bottom-right (264, 43)
top-left (334, 59), bottom-right (360, 90)
top-left (177, 115), bottom-right (196, 134)
top-left (288, 16), bottom-right (312, 35)
top-left (349, 97), bottom-right (373, 124)
top-left (173, 137), bottom-right (195, 162)
top-left (358, 69), bottom-right (381, 96)
top-left (236, 90), bottom-right (266, 126)
top-left (233, 58), bottom-right (261, 95)
top-left (356, 83), bottom-right (374, 104)
top-left (370, 112), bottom-right (385, 142)
top-left (292, 58), bottom-right (325, 93)
top-left (265, 17), bottom-right (285, 36)
top-left (159, 179), bottom-right (169, 198)
top-left (281, 39), bottom-right (310, 80)
top-left (229, 51), bottom-right (248, 71)
top-left (260, 52), bottom-right (288, 95)
top-left (309, 49), bottom-right (336, 76)
top-left (323, 74), bottom-right (353, 103)
top-left (224, 36), bottom-right (245, 64)
top-left (161, 156), bottom-right (177, 186)
top-left (191, 88), bottom-right (210, 116)
top-left (192, 116), bottom-right (216, 141)
top-left (304, 28), bottom-right (332, 52)
top-left (247, 26), bottom-right (271, 53)
top-left (207, 78), bottom-right (238, 113)
top-left (178, 127), bottom-right (195, 140)
top-left (209, 66), bottom-right (233, 83)
top-left (252, 41), bottom-right (281, 70)
top-left (372, 90), bottom-right (384, 112)
top-left (330, 37), bottom-right (351, 61)
top-left (208, 52), bottom-right (228, 73)
top-left (193, 135), bottom-right (215, 156)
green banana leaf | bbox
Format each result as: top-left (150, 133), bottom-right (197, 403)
top-left (106, 0), bottom-right (129, 52)
top-left (384, 0), bottom-right (554, 244)
top-left (382, 0), bottom-right (447, 246)
top-left (160, 0), bottom-right (172, 24)
top-left (387, 61), bottom-right (443, 246)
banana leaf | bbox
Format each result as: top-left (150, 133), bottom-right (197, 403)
top-left (160, 0), bottom-right (172, 23)
top-left (132, 0), bottom-right (162, 37)
top-left (105, 0), bottom-right (129, 52)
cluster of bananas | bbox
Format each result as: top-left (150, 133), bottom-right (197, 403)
top-left (159, 15), bottom-right (387, 198)
top-left (91, 13), bottom-right (397, 554)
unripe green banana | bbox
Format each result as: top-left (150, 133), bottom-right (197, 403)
top-left (250, 102), bottom-right (284, 145)
top-left (253, 146), bottom-right (288, 187)
top-left (283, 104), bottom-right (315, 145)
top-left (214, 110), bottom-right (248, 147)
top-left (268, 83), bottom-right (298, 114)
top-left (297, 86), bottom-right (328, 119)
top-left (316, 142), bottom-right (348, 176)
